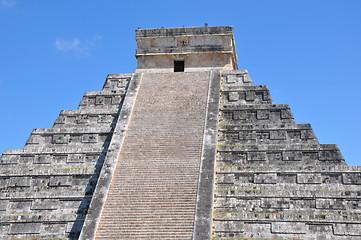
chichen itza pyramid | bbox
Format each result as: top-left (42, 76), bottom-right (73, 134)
top-left (1, 26), bottom-right (361, 240)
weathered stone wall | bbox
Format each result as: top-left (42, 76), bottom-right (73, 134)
top-left (212, 70), bottom-right (361, 239)
top-left (0, 74), bottom-right (131, 239)
top-left (136, 26), bottom-right (237, 72)
top-left (136, 53), bottom-right (233, 73)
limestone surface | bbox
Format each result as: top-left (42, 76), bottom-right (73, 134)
top-left (0, 74), bottom-right (131, 239)
top-left (1, 26), bottom-right (360, 240)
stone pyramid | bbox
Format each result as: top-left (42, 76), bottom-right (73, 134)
top-left (0, 26), bottom-right (360, 240)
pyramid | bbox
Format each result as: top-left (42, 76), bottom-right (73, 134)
top-left (0, 26), bottom-right (360, 240)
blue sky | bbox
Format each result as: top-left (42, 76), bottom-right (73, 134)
top-left (0, 0), bottom-right (360, 165)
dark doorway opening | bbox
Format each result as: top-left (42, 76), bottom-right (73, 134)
top-left (174, 61), bottom-right (185, 72)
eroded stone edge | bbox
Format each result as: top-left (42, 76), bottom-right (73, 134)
top-left (193, 70), bottom-right (220, 240)
top-left (79, 73), bottom-right (142, 240)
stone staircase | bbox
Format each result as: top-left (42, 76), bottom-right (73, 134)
top-left (94, 72), bottom-right (211, 239)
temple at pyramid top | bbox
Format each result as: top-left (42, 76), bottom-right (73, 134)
top-left (135, 26), bottom-right (238, 72)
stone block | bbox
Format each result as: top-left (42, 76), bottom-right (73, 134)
top-left (229, 152), bottom-right (247, 163)
top-left (81, 134), bottom-right (98, 143)
top-left (68, 135), bottom-right (82, 144)
top-left (288, 130), bottom-right (301, 139)
top-left (271, 222), bottom-right (306, 234)
top-left (67, 154), bottom-right (84, 163)
top-left (297, 174), bottom-right (322, 184)
top-left (269, 110), bottom-right (281, 120)
top-left (226, 75), bottom-right (239, 84)
top-left (53, 154), bottom-right (68, 163)
top-left (247, 152), bottom-right (267, 161)
top-left (66, 116), bottom-right (77, 124)
top-left (98, 115), bottom-right (113, 123)
top-left (345, 200), bottom-right (361, 210)
top-left (243, 223), bottom-right (270, 235)
top-left (213, 220), bottom-right (244, 232)
top-left (95, 96), bottom-right (105, 105)
top-left (301, 130), bottom-right (316, 139)
top-left (293, 199), bottom-right (316, 208)
top-left (256, 131), bottom-right (270, 139)
top-left (0, 155), bottom-right (19, 164)
top-left (256, 110), bottom-right (269, 119)
top-left (76, 115), bottom-right (89, 124)
top-left (283, 151), bottom-right (303, 161)
top-left (32, 177), bottom-right (50, 190)
top-left (49, 176), bottom-right (73, 187)
top-left (233, 111), bottom-right (246, 120)
top-left (242, 74), bottom-right (252, 83)
top-left (235, 173), bottom-right (254, 183)
top-left (52, 134), bottom-right (69, 144)
top-left (72, 176), bottom-right (91, 186)
top-left (0, 224), bottom-right (9, 234)
top-left (239, 131), bottom-right (256, 140)
top-left (228, 92), bottom-right (239, 102)
top-left (302, 151), bottom-right (319, 161)
top-left (0, 178), bottom-right (9, 190)
top-left (245, 91), bottom-right (255, 101)
top-left (10, 201), bottom-right (31, 211)
top-left (8, 177), bottom-right (31, 187)
top-left (319, 150), bottom-right (339, 161)
top-left (85, 97), bottom-right (96, 106)
top-left (221, 111), bottom-right (233, 120)
top-left (266, 152), bottom-right (282, 162)
top-left (308, 224), bottom-right (333, 234)
top-left (41, 223), bottom-right (66, 234)
top-left (33, 154), bottom-right (52, 164)
top-left (20, 155), bottom-right (34, 163)
top-left (277, 173), bottom-right (297, 183)
top-left (112, 95), bottom-right (122, 105)
top-left (237, 199), bottom-right (261, 211)
top-left (217, 174), bottom-right (235, 184)
top-left (254, 173), bottom-right (277, 184)
top-left (224, 132), bottom-right (239, 140)
top-left (342, 173), bottom-right (361, 185)
top-left (214, 197), bottom-right (237, 208)
top-left (85, 154), bottom-right (100, 163)
top-left (9, 223), bottom-right (41, 234)
top-left (269, 131), bottom-right (287, 140)
top-left (0, 200), bottom-right (9, 211)
top-left (281, 109), bottom-right (293, 119)
top-left (31, 199), bottom-right (59, 210)
top-left (62, 200), bottom-right (82, 210)
top-left (316, 199), bottom-right (345, 210)
top-left (261, 198), bottom-right (290, 209)
top-left (321, 173), bottom-right (342, 184)
top-left (333, 223), bottom-right (361, 236)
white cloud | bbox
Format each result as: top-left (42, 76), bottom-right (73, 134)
top-left (55, 38), bottom-right (82, 51)
top-left (1, 0), bottom-right (16, 8)
top-left (54, 35), bottom-right (102, 56)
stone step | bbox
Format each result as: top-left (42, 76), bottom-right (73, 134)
top-left (94, 72), bottom-right (210, 238)
top-left (213, 212), bottom-right (361, 223)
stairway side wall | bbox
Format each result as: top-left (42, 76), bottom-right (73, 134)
top-left (192, 71), bottom-right (220, 240)
top-left (79, 73), bottom-right (142, 240)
